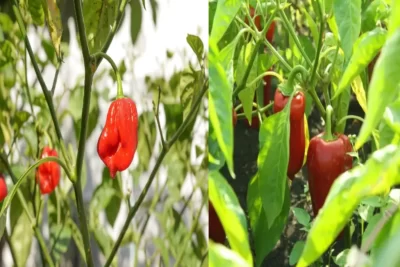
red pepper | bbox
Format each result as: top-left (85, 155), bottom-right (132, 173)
top-left (209, 201), bottom-right (225, 244)
top-left (36, 146), bottom-right (60, 195)
top-left (0, 174), bottom-right (7, 202)
top-left (307, 106), bottom-right (353, 217)
top-left (97, 97), bottom-right (139, 178)
top-left (246, 6), bottom-right (275, 43)
top-left (273, 90), bottom-right (306, 180)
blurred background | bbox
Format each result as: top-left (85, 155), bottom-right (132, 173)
top-left (0, 0), bottom-right (208, 266)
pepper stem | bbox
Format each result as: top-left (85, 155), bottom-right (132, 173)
top-left (322, 105), bottom-right (336, 141)
top-left (281, 65), bottom-right (309, 96)
top-left (92, 52), bottom-right (124, 98)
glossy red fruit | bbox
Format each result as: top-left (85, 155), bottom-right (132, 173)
top-left (0, 174), bottom-right (7, 202)
top-left (36, 146), bottom-right (60, 195)
top-left (307, 133), bottom-right (353, 216)
top-left (209, 201), bottom-right (225, 244)
top-left (97, 97), bottom-right (139, 178)
top-left (273, 90), bottom-right (306, 180)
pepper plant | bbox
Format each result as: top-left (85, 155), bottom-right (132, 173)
top-left (0, 0), bottom-right (208, 266)
top-left (209, 0), bottom-right (400, 266)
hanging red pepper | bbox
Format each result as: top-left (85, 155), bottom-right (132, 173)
top-left (273, 89), bottom-right (306, 180)
top-left (209, 201), bottom-right (225, 244)
top-left (97, 97), bottom-right (139, 178)
top-left (0, 174), bottom-right (7, 202)
top-left (307, 105), bottom-right (353, 217)
top-left (36, 146), bottom-right (60, 195)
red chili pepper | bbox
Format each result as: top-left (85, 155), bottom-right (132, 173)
top-left (307, 106), bottom-right (353, 217)
top-left (97, 97), bottom-right (139, 178)
top-left (209, 201), bottom-right (225, 244)
top-left (246, 6), bottom-right (275, 43)
top-left (0, 174), bottom-right (7, 202)
top-left (36, 146), bottom-right (60, 195)
top-left (273, 89), bottom-right (305, 180)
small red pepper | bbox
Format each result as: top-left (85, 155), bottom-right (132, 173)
top-left (209, 201), bottom-right (225, 244)
top-left (246, 6), bottom-right (275, 43)
top-left (36, 146), bottom-right (60, 195)
top-left (307, 106), bottom-right (353, 217)
top-left (97, 97), bottom-right (139, 178)
top-left (0, 174), bottom-right (7, 202)
top-left (273, 90), bottom-right (306, 180)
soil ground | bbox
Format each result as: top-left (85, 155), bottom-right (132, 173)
top-left (221, 88), bottom-right (368, 267)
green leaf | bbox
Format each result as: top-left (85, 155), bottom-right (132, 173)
top-left (180, 70), bottom-right (203, 123)
top-left (333, 0), bottom-right (362, 59)
top-left (210, 0), bottom-right (241, 44)
top-left (149, 0), bottom-right (158, 25)
top-left (83, 0), bottom-right (118, 52)
top-left (361, 212), bottom-right (382, 247)
top-left (209, 171), bottom-right (252, 266)
top-left (68, 218), bottom-right (86, 263)
top-left (135, 111), bottom-right (156, 172)
top-left (373, 225), bottom-right (400, 266)
top-left (373, 206), bottom-right (400, 252)
top-left (297, 144), bottom-right (400, 267)
top-left (209, 39), bottom-right (235, 177)
top-left (334, 84), bottom-right (351, 133)
top-left (388, 0), bottom-right (400, 38)
top-left (102, 168), bottom-right (122, 227)
top-left (361, 0), bottom-right (390, 33)
top-left (0, 13), bottom-right (14, 33)
top-left (28, 0), bottom-right (45, 25)
top-left (355, 30), bottom-right (400, 149)
top-left (42, 0), bottom-right (63, 58)
top-left (69, 88), bottom-right (99, 140)
top-left (11, 110), bottom-right (30, 133)
top-left (302, 8), bottom-right (319, 48)
top-left (208, 121), bottom-right (226, 171)
top-left (237, 42), bottom-right (260, 123)
top-left (50, 224), bottom-right (72, 263)
top-left (289, 241), bottom-right (305, 266)
top-left (248, 174), bottom-right (290, 266)
top-left (209, 242), bottom-right (251, 267)
top-left (130, 0), bottom-right (143, 45)
top-left (186, 34), bottom-right (204, 64)
top-left (258, 105), bottom-right (290, 228)
top-left (292, 207), bottom-right (311, 227)
top-left (10, 185), bottom-right (33, 267)
top-left (334, 249), bottom-right (350, 266)
top-left (336, 27), bottom-right (387, 96)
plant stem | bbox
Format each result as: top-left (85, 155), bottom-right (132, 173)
top-left (13, 2), bottom-right (72, 174)
top-left (97, 0), bottom-right (129, 67)
top-left (233, 39), bottom-right (262, 97)
top-left (278, 7), bottom-right (313, 68)
top-left (309, 0), bottom-right (324, 90)
top-left (92, 52), bottom-right (123, 97)
top-left (322, 105), bottom-right (335, 141)
top-left (72, 0), bottom-right (96, 264)
top-left (173, 200), bottom-right (205, 267)
top-left (0, 154), bottom-right (56, 267)
top-left (336, 115), bottom-right (365, 128)
top-left (246, 71), bottom-right (284, 88)
top-left (236, 101), bottom-right (274, 119)
top-left (73, 181), bottom-right (93, 267)
top-left (104, 80), bottom-right (208, 267)
top-left (285, 65), bottom-right (309, 95)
